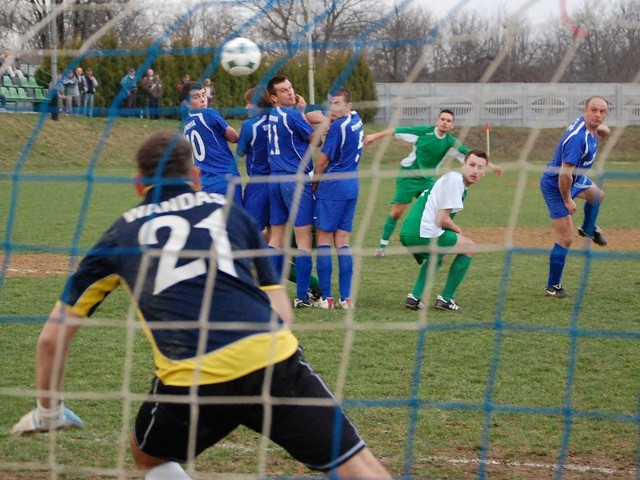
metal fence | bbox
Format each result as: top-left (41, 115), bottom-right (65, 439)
top-left (373, 83), bottom-right (640, 128)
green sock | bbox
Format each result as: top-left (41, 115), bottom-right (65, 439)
top-left (411, 261), bottom-right (429, 299)
top-left (441, 255), bottom-right (472, 301)
top-left (380, 216), bottom-right (398, 247)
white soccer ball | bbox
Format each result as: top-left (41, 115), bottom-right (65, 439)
top-left (220, 37), bottom-right (262, 76)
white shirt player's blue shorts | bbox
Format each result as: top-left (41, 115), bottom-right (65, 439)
top-left (540, 174), bottom-right (594, 219)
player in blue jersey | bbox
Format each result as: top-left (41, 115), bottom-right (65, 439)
top-left (238, 86), bottom-right (323, 302)
top-left (540, 96), bottom-right (610, 298)
top-left (312, 88), bottom-right (363, 310)
top-left (12, 132), bottom-right (391, 480)
top-left (181, 81), bottom-right (241, 203)
top-left (266, 75), bottom-right (326, 308)
top-left (237, 86), bottom-right (272, 232)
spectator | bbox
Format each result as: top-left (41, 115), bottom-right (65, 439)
top-left (141, 69), bottom-right (163, 119)
top-left (62, 70), bottom-right (80, 114)
top-left (75, 67), bottom-right (85, 114)
top-left (49, 73), bottom-right (64, 121)
top-left (203, 78), bottom-right (215, 107)
top-left (83, 68), bottom-right (98, 117)
top-left (177, 73), bottom-right (189, 96)
top-left (120, 67), bottom-right (138, 117)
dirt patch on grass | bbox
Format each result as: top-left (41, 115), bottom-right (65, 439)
top-left (2, 227), bottom-right (638, 278)
top-left (466, 226), bottom-right (640, 251)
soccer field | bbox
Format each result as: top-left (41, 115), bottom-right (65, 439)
top-left (0, 115), bottom-right (639, 479)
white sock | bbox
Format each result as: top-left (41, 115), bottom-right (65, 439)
top-left (145, 462), bottom-right (192, 480)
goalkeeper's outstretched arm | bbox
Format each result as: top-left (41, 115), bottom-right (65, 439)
top-left (12, 304), bottom-right (85, 435)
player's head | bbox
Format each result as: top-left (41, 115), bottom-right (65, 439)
top-left (435, 108), bottom-right (455, 134)
top-left (180, 81), bottom-right (207, 108)
top-left (461, 148), bottom-right (488, 187)
top-left (135, 132), bottom-right (198, 194)
top-left (583, 96), bottom-right (609, 132)
top-left (328, 88), bottom-right (352, 120)
top-left (268, 75), bottom-right (295, 107)
top-left (244, 86), bottom-right (272, 113)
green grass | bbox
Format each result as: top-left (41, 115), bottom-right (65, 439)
top-left (1, 114), bottom-right (639, 479)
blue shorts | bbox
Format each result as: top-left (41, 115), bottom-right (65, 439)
top-left (243, 182), bottom-right (270, 230)
top-left (314, 197), bottom-right (357, 233)
top-left (540, 175), bottom-right (593, 219)
top-left (269, 179), bottom-right (315, 227)
top-left (201, 172), bottom-right (243, 204)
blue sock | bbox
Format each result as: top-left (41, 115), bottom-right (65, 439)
top-left (316, 245), bottom-right (332, 298)
top-left (547, 242), bottom-right (568, 288)
top-left (295, 250), bottom-right (312, 300)
top-left (337, 246), bottom-right (353, 300)
top-left (267, 246), bottom-right (284, 281)
top-left (581, 201), bottom-right (600, 236)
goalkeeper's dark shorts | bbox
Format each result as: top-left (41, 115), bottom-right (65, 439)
top-left (133, 349), bottom-right (366, 471)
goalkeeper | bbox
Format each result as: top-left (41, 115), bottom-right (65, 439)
top-left (364, 109), bottom-right (503, 258)
top-left (12, 132), bottom-right (391, 480)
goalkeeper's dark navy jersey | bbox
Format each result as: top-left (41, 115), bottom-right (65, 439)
top-left (59, 184), bottom-right (298, 386)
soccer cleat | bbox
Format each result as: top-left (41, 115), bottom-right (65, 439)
top-left (435, 295), bottom-right (463, 311)
top-left (316, 297), bottom-right (334, 310)
top-left (544, 284), bottom-right (569, 298)
top-left (404, 294), bottom-right (425, 311)
top-left (338, 298), bottom-right (354, 310)
top-left (293, 298), bottom-right (313, 308)
top-left (374, 248), bottom-right (386, 259)
top-left (308, 287), bottom-right (322, 304)
top-left (578, 225), bottom-right (607, 246)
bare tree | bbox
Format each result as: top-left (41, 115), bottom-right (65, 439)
top-left (366, 2), bottom-right (433, 82)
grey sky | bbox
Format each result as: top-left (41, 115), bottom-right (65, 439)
top-left (426, 0), bottom-right (587, 26)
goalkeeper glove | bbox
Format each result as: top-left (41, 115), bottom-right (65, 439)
top-left (12, 401), bottom-right (84, 436)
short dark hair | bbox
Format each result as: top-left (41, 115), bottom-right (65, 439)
top-left (464, 148), bottom-right (488, 163)
top-left (439, 108), bottom-right (455, 119)
top-left (136, 132), bottom-right (193, 179)
top-left (332, 88), bottom-right (352, 104)
top-left (267, 75), bottom-right (288, 96)
top-left (180, 81), bottom-right (203, 102)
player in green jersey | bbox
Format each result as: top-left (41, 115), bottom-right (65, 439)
top-left (364, 109), bottom-right (502, 258)
top-left (399, 149), bottom-right (489, 311)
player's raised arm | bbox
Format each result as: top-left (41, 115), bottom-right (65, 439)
top-left (364, 128), bottom-right (393, 146)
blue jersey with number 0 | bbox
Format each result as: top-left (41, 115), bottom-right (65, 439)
top-left (268, 106), bottom-right (315, 175)
top-left (540, 115), bottom-right (598, 189)
top-left (238, 113), bottom-right (270, 176)
top-left (183, 108), bottom-right (239, 178)
top-left (315, 111), bottom-right (363, 200)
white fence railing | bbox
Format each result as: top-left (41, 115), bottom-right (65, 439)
top-left (373, 83), bottom-right (640, 127)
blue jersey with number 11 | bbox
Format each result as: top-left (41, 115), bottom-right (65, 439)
top-left (316, 111), bottom-right (363, 200)
top-left (268, 106), bottom-right (315, 175)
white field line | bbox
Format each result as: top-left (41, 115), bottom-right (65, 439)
top-left (418, 455), bottom-right (634, 476)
